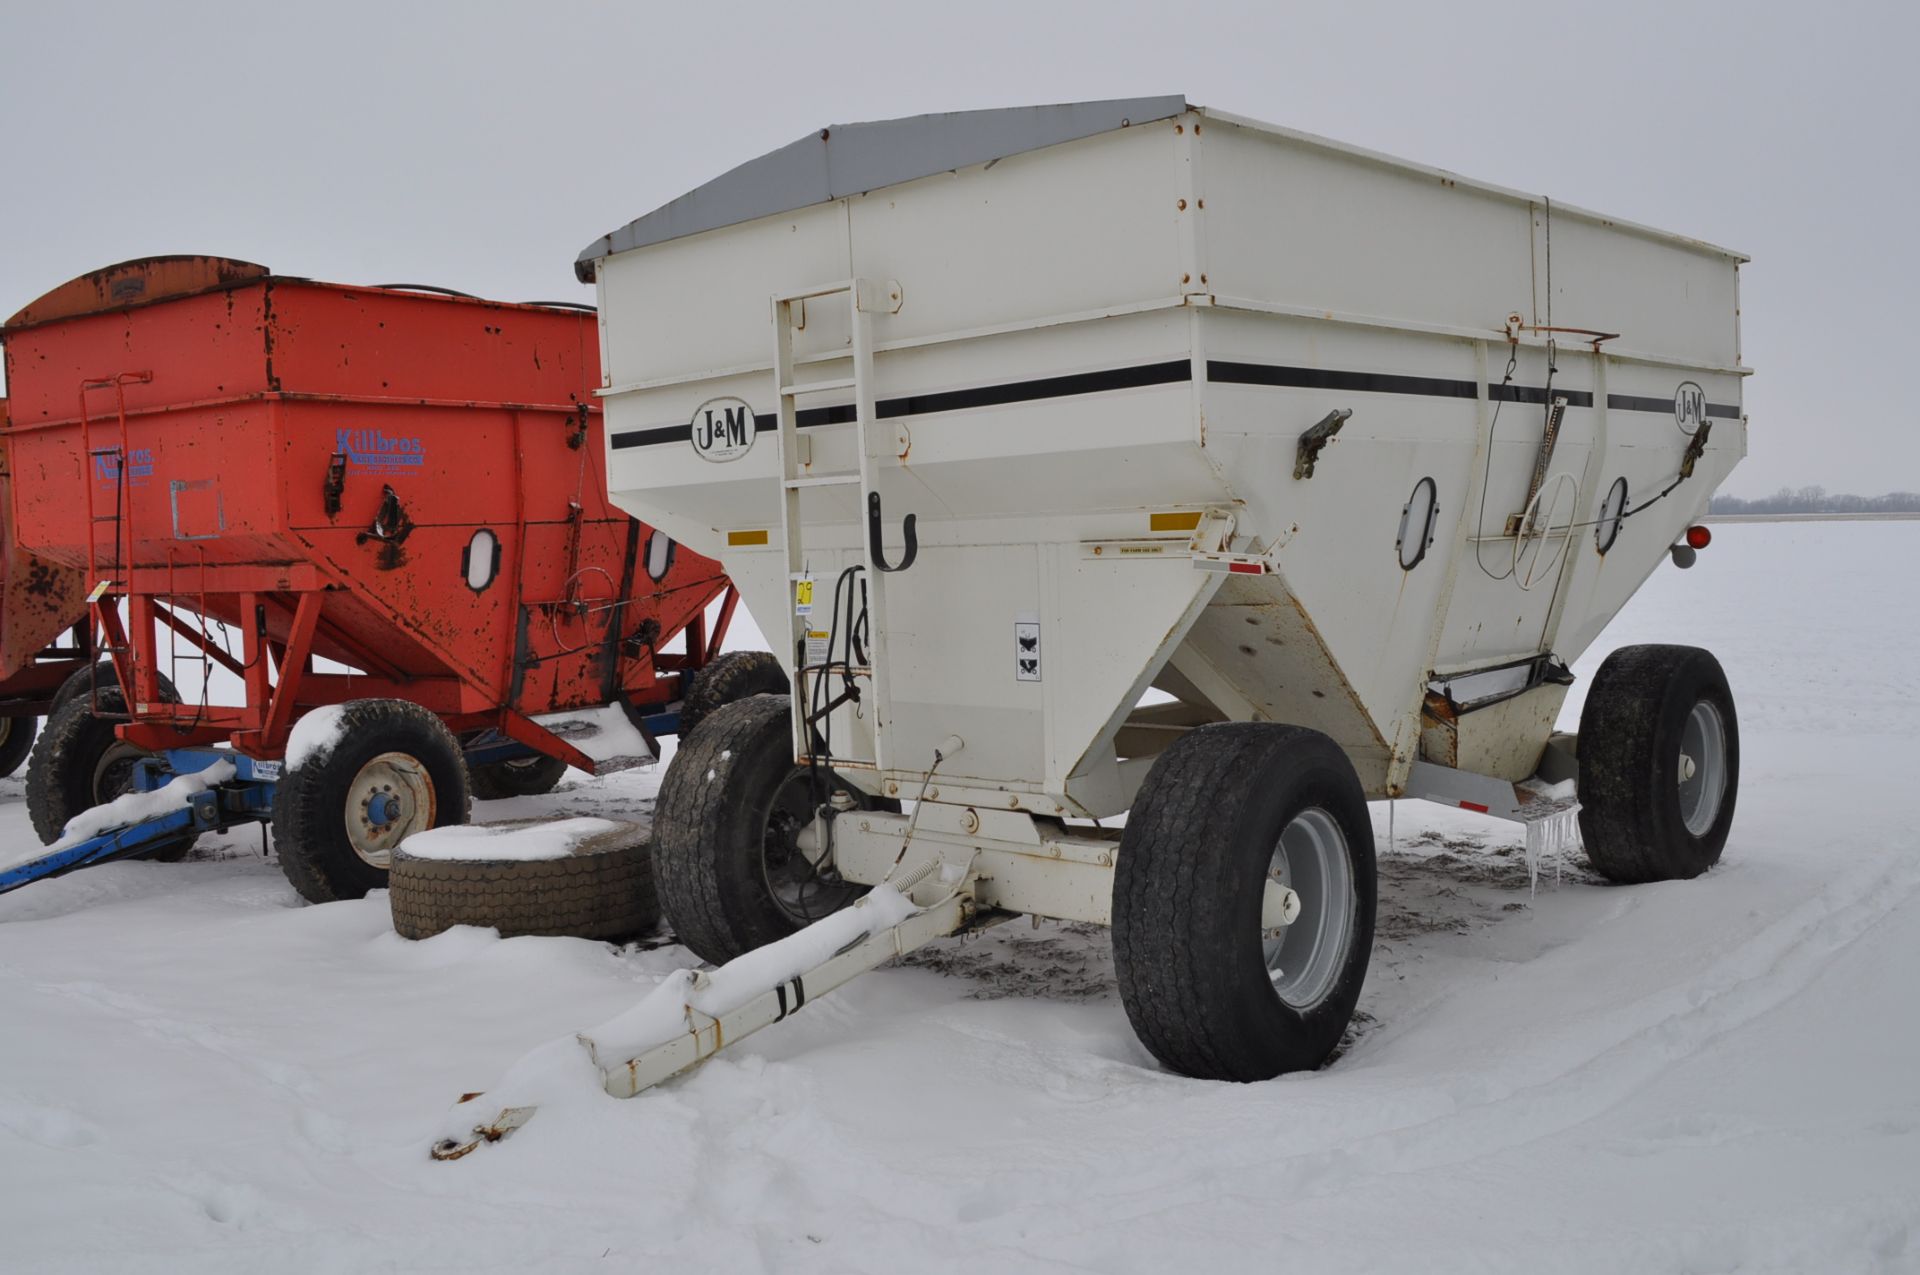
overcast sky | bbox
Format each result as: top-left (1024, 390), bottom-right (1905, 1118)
top-left (2, 0), bottom-right (1911, 496)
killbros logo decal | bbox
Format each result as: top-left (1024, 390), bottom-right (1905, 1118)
top-left (94, 447), bottom-right (155, 487)
top-left (336, 427), bottom-right (425, 474)
top-left (689, 397), bottom-right (756, 463)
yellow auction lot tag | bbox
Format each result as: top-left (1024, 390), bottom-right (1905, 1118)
top-left (794, 577), bottom-right (814, 615)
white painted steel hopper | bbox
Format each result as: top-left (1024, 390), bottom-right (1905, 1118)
top-left (581, 96), bottom-right (1747, 819)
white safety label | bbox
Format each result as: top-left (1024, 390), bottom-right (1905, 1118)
top-left (1014, 611), bottom-right (1041, 682)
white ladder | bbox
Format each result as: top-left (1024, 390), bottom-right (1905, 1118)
top-left (770, 277), bottom-right (906, 773)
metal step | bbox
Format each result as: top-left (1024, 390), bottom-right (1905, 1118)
top-left (778, 377), bottom-right (856, 396)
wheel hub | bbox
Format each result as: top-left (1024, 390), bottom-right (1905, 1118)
top-left (346, 752), bottom-right (435, 867)
top-left (93, 741), bottom-right (149, 805)
top-left (1262, 807), bottom-right (1355, 1011)
top-left (1261, 876), bottom-right (1304, 938)
top-left (760, 770), bottom-right (862, 926)
top-left (1677, 700), bottom-right (1728, 837)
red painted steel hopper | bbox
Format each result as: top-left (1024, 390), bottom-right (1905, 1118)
top-left (1, 257), bottom-right (733, 771)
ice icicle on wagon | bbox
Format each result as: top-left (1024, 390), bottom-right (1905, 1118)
top-left (0, 257), bottom-right (763, 899)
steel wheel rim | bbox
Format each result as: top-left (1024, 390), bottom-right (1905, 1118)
top-left (345, 752), bottom-right (436, 868)
top-left (760, 769), bottom-right (860, 926)
top-left (1263, 807), bottom-right (1355, 1010)
top-left (1678, 700), bottom-right (1728, 837)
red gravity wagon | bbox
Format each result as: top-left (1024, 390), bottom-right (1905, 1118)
top-left (0, 257), bottom-right (770, 900)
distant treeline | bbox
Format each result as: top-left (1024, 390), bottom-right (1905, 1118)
top-left (1709, 487), bottom-right (1920, 515)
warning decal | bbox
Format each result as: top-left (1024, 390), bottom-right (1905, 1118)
top-left (1014, 611), bottom-right (1041, 683)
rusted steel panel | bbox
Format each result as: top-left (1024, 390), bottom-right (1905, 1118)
top-left (3, 255), bottom-right (269, 330)
top-left (0, 398), bottom-right (89, 694)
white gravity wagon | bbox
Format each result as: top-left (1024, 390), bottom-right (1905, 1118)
top-left (579, 96), bottom-right (1747, 1085)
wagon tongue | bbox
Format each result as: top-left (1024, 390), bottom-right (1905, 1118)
top-left (429, 878), bottom-right (972, 1161)
top-left (529, 705), bottom-right (660, 776)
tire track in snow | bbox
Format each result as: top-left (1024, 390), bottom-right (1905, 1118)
top-left (837, 852), bottom-right (1920, 1264)
top-left (1103, 854), bottom-right (1920, 1208)
top-left (11, 975), bottom-right (322, 1102)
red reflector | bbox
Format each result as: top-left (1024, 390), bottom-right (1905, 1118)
top-left (1685, 525), bottom-right (1712, 550)
top-left (1459, 800), bottom-right (1490, 813)
top-left (1228, 562), bottom-right (1264, 574)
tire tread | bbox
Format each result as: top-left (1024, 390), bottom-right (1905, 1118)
top-left (650, 695), bottom-right (793, 963)
top-left (468, 753), bottom-right (569, 801)
top-left (1113, 722), bottom-right (1375, 1082)
top-left (271, 699), bottom-right (471, 904)
top-left (1577, 643), bottom-right (1738, 883)
top-left (677, 651), bottom-right (790, 739)
top-left (389, 834), bottom-right (658, 942)
top-left (0, 715), bottom-right (37, 780)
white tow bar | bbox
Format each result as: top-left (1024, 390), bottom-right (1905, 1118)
top-left (593, 893), bottom-right (970, 1099)
top-left (431, 885), bottom-right (975, 1160)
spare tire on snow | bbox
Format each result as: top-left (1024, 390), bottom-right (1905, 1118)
top-left (388, 816), bottom-right (659, 943)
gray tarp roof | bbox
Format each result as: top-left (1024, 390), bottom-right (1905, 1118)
top-left (573, 95), bottom-right (1189, 282)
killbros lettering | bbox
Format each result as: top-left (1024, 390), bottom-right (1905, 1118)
top-left (336, 427), bottom-right (426, 475)
top-left (94, 447), bottom-right (155, 487)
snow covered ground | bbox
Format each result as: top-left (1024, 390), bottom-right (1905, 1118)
top-left (2, 521), bottom-right (1915, 1273)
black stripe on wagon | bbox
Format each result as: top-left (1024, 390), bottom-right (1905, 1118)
top-left (877, 358), bottom-right (1191, 419)
top-left (1209, 360), bottom-right (1474, 400)
top-left (612, 420), bottom-right (711, 449)
top-left (1607, 392), bottom-right (1741, 419)
top-left (1207, 361), bottom-right (1594, 408)
top-left (613, 357), bottom-right (1738, 449)
top-left (1493, 383), bottom-right (1594, 408)
top-left (611, 360), bottom-right (1193, 449)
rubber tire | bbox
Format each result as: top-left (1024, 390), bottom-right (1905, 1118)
top-left (1112, 722), bottom-right (1377, 1082)
top-left (49, 662), bottom-right (181, 720)
top-left (652, 694), bottom-right (879, 965)
top-left (468, 753), bottom-right (570, 801)
top-left (0, 715), bottom-right (36, 778)
top-left (388, 819), bottom-right (659, 942)
top-left (24, 695), bottom-right (195, 860)
top-left (270, 699), bottom-right (471, 904)
top-left (1577, 644), bottom-right (1739, 884)
top-left (677, 650), bottom-right (790, 739)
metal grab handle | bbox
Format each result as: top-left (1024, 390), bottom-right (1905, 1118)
top-left (866, 491), bottom-right (918, 573)
top-left (356, 484), bottom-right (414, 546)
top-left (1293, 408), bottom-right (1352, 481)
